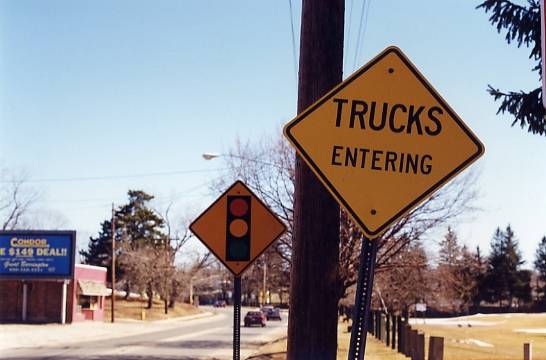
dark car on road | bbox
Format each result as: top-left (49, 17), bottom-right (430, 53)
top-left (266, 308), bottom-right (281, 321)
top-left (244, 311), bottom-right (266, 327)
top-left (213, 300), bottom-right (227, 308)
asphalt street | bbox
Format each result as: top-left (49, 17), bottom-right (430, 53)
top-left (0, 306), bottom-right (287, 360)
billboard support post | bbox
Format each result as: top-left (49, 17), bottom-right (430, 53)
top-left (61, 280), bottom-right (68, 324)
top-left (22, 281), bottom-right (28, 322)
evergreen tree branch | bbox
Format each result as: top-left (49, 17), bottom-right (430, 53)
top-left (487, 85), bottom-right (546, 134)
top-left (477, 0), bottom-right (541, 64)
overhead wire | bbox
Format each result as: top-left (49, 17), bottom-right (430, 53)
top-left (6, 168), bottom-right (226, 184)
top-left (352, 0), bottom-right (367, 71)
top-left (288, 0), bottom-right (298, 82)
top-left (358, 0), bottom-right (372, 66)
top-left (344, 0), bottom-right (354, 74)
top-left (352, 0), bottom-right (373, 72)
top-left (55, 181), bottom-right (214, 211)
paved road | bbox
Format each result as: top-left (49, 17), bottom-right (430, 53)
top-left (0, 306), bottom-right (287, 360)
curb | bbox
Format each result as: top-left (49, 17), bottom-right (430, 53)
top-left (245, 335), bottom-right (288, 360)
top-left (152, 311), bottom-right (216, 323)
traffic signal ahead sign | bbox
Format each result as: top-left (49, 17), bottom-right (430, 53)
top-left (190, 181), bottom-right (286, 276)
top-left (284, 46), bottom-right (484, 238)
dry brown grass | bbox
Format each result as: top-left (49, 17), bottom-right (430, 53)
top-left (103, 297), bottom-right (201, 321)
top-left (411, 313), bottom-right (546, 360)
top-left (247, 322), bottom-right (406, 360)
top-left (337, 323), bottom-right (409, 360)
top-left (249, 314), bottom-right (546, 360)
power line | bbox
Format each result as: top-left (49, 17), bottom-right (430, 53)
top-left (352, 0), bottom-right (372, 72)
top-left (48, 181), bottom-right (214, 211)
top-left (352, 0), bottom-right (367, 72)
top-left (44, 181), bottom-right (210, 204)
top-left (288, 0), bottom-right (298, 82)
top-left (344, 0), bottom-right (354, 74)
top-left (6, 168), bottom-right (226, 184)
top-left (359, 0), bottom-right (372, 66)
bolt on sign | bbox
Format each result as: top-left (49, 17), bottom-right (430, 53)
top-left (284, 46), bottom-right (484, 238)
top-left (190, 181), bottom-right (286, 276)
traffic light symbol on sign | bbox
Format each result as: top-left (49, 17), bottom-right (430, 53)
top-left (226, 195), bottom-right (251, 261)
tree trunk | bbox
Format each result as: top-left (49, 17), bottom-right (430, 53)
top-left (286, 1), bottom-right (343, 359)
top-left (146, 283), bottom-right (153, 309)
top-left (124, 281), bottom-right (131, 300)
top-left (164, 298), bottom-right (168, 314)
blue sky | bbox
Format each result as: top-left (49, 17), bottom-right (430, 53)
top-left (1, 0), bottom-right (545, 266)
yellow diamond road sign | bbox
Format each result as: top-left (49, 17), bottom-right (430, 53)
top-left (283, 46), bottom-right (484, 238)
top-left (190, 181), bottom-right (286, 276)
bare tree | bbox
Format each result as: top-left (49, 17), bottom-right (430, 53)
top-left (373, 242), bottom-right (431, 314)
top-left (0, 168), bottom-right (38, 230)
top-left (179, 251), bottom-right (212, 305)
top-left (215, 133), bottom-right (479, 302)
top-left (211, 133), bottom-right (294, 264)
top-left (18, 208), bottom-right (69, 230)
top-left (159, 204), bottom-right (192, 312)
top-left (338, 171), bottom-right (479, 299)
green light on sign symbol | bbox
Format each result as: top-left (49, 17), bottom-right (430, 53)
top-left (226, 195), bottom-right (251, 261)
top-left (228, 239), bottom-right (249, 259)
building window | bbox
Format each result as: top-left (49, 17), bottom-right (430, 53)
top-left (79, 295), bottom-right (98, 310)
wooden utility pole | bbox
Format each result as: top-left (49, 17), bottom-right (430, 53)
top-left (111, 203), bottom-right (116, 323)
top-left (287, 1), bottom-right (344, 359)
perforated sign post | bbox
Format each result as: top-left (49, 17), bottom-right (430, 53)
top-left (190, 180), bottom-right (286, 360)
top-left (542, 0), bottom-right (546, 108)
top-left (283, 46), bottom-right (484, 359)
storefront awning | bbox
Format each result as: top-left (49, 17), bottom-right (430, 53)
top-left (78, 280), bottom-right (110, 296)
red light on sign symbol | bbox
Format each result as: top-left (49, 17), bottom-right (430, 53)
top-left (230, 198), bottom-right (249, 217)
top-left (226, 195), bottom-right (251, 261)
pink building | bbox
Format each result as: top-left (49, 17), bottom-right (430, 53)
top-left (68, 264), bottom-right (109, 322)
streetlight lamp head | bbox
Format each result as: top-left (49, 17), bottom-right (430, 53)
top-left (202, 152), bottom-right (221, 160)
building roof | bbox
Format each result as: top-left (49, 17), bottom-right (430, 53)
top-left (77, 280), bottom-right (110, 296)
top-left (75, 264), bottom-right (107, 271)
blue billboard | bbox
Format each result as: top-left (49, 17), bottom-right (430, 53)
top-left (0, 231), bottom-right (75, 279)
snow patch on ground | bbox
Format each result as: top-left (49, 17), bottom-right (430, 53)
top-left (452, 338), bottom-right (494, 348)
top-left (409, 317), bottom-right (503, 327)
top-left (514, 328), bottom-right (546, 334)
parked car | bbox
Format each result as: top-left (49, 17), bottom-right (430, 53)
top-left (266, 308), bottom-right (282, 321)
top-left (244, 311), bottom-right (266, 327)
top-left (214, 300), bottom-right (227, 308)
top-left (260, 305), bottom-right (274, 317)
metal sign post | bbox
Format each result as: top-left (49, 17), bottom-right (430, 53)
top-left (190, 181), bottom-right (286, 360)
top-left (348, 238), bottom-right (378, 360)
top-left (540, 0), bottom-right (546, 109)
top-left (233, 276), bottom-right (242, 360)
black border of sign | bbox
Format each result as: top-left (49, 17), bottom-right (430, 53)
top-left (284, 46), bottom-right (485, 238)
top-left (0, 230), bottom-right (77, 280)
top-left (189, 180), bottom-right (287, 277)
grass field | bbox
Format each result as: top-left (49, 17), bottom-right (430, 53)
top-left (250, 313), bottom-right (546, 360)
top-left (249, 322), bottom-right (406, 360)
top-left (410, 313), bottom-right (546, 360)
top-left (103, 297), bottom-right (202, 321)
